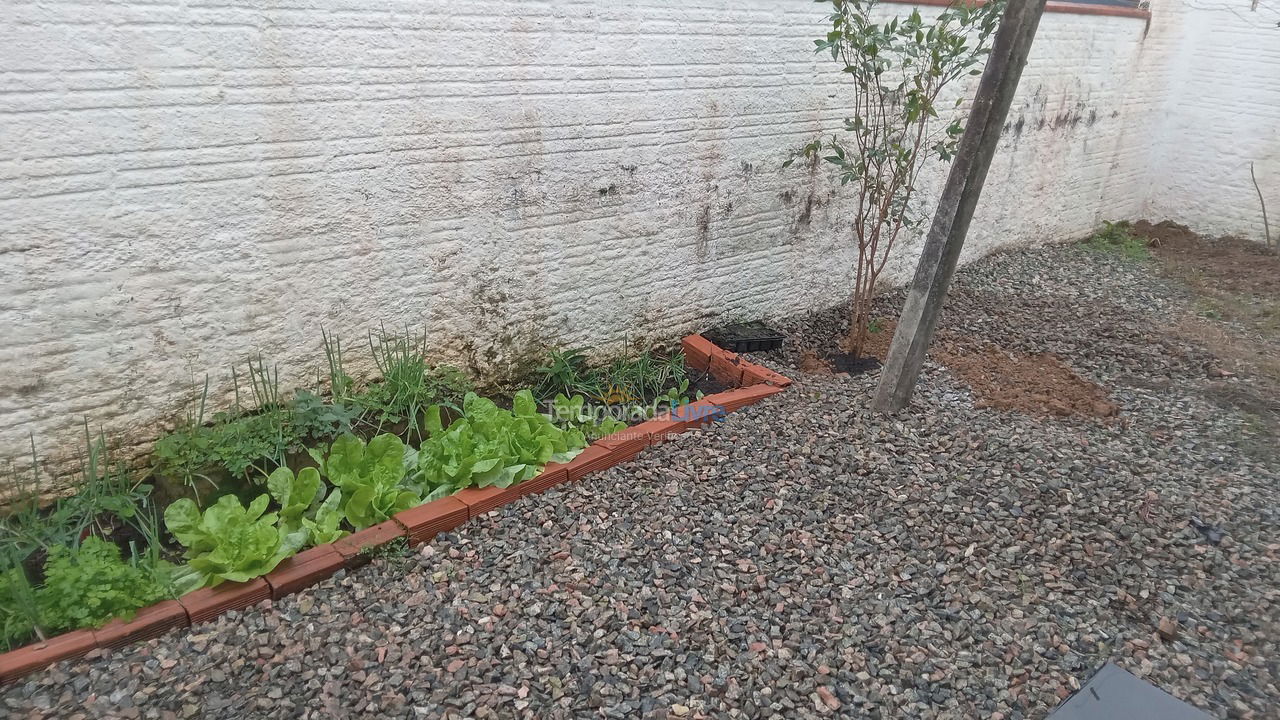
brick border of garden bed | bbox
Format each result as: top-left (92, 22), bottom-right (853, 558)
top-left (0, 334), bottom-right (790, 684)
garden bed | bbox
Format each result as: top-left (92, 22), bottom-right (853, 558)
top-left (0, 335), bottom-right (790, 684)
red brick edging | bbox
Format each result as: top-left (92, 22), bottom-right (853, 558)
top-left (0, 335), bottom-right (790, 684)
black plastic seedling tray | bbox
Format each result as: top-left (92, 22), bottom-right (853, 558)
top-left (704, 321), bottom-right (785, 353)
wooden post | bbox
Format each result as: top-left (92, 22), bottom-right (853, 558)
top-left (871, 0), bottom-right (1047, 413)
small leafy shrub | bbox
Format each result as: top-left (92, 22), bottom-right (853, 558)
top-left (290, 390), bottom-right (359, 444)
top-left (36, 537), bottom-right (174, 634)
top-left (1086, 221), bottom-right (1150, 260)
top-left (153, 389), bottom-right (359, 490)
top-left (786, 0), bottom-right (1003, 358)
top-left (164, 494), bottom-right (307, 591)
top-left (413, 391), bottom-right (586, 498)
top-left (311, 434), bottom-right (420, 530)
top-left (153, 408), bottom-right (291, 487)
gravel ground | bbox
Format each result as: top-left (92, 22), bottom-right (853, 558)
top-left (5, 244), bottom-right (1278, 719)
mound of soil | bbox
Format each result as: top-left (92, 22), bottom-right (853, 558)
top-left (933, 342), bottom-right (1119, 419)
top-left (1135, 219), bottom-right (1280, 298)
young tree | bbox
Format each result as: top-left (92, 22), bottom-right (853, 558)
top-left (786, 0), bottom-right (1004, 360)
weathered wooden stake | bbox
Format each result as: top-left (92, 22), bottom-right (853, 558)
top-left (872, 0), bottom-right (1047, 413)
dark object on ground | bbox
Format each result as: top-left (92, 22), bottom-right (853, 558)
top-left (705, 322), bottom-right (785, 353)
top-left (1049, 662), bottom-right (1211, 720)
top-left (827, 353), bottom-right (882, 375)
top-left (1189, 515), bottom-right (1225, 545)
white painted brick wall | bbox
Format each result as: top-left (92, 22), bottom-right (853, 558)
top-left (1142, 0), bottom-right (1280, 241)
top-left (0, 0), bottom-right (1246, 490)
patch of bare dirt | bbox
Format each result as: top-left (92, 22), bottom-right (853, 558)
top-left (1172, 315), bottom-right (1280, 381)
top-left (796, 319), bottom-right (897, 376)
top-left (796, 318), bottom-right (1119, 420)
top-left (862, 319), bottom-right (897, 361)
top-left (932, 342), bottom-right (1119, 419)
top-left (1135, 221), bottom-right (1280, 461)
top-left (1136, 220), bottom-right (1280, 332)
top-left (798, 350), bottom-right (834, 375)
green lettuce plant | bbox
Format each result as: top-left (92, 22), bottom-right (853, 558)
top-left (266, 466), bottom-right (348, 545)
top-left (303, 489), bottom-right (348, 545)
top-left (413, 390), bottom-right (586, 498)
top-left (164, 494), bottom-right (307, 592)
top-left (310, 434), bottom-right (420, 530)
top-left (266, 466), bottom-right (324, 529)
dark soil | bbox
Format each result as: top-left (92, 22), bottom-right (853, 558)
top-left (932, 341), bottom-right (1119, 419)
top-left (790, 320), bottom-right (895, 377)
top-left (826, 352), bottom-right (882, 375)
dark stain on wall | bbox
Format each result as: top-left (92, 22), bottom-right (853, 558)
top-left (1003, 97), bottom-right (1099, 136)
top-left (798, 192), bottom-right (815, 227)
top-left (696, 204), bottom-right (710, 260)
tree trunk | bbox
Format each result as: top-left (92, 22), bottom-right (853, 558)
top-left (846, 285), bottom-right (872, 360)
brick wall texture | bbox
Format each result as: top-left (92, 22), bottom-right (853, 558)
top-left (0, 0), bottom-right (1275, 491)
